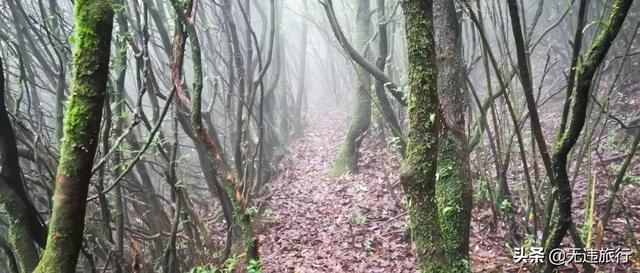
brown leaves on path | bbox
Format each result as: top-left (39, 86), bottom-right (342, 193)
top-left (258, 105), bottom-right (417, 273)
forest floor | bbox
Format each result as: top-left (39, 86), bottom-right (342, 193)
top-left (258, 104), bottom-right (419, 272)
top-left (256, 102), bottom-right (640, 273)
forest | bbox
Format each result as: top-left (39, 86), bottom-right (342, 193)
top-left (0, 0), bottom-right (638, 272)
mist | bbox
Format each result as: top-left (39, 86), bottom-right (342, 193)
top-left (0, 0), bottom-right (638, 272)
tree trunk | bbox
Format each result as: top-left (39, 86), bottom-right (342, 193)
top-left (399, 1), bottom-right (445, 271)
top-left (169, 0), bottom-right (259, 260)
top-left (0, 235), bottom-right (20, 273)
top-left (33, 0), bottom-right (114, 271)
top-left (433, 0), bottom-right (472, 271)
top-left (331, 0), bottom-right (373, 175)
top-left (542, 1), bottom-right (634, 271)
top-left (112, 4), bottom-right (128, 271)
top-left (1, 56), bottom-right (49, 273)
top-left (293, 1), bottom-right (309, 137)
top-left (374, 0), bottom-right (405, 156)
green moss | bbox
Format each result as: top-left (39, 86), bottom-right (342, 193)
top-left (400, 1), bottom-right (445, 272)
top-left (33, 0), bottom-right (114, 272)
top-left (332, 0), bottom-right (372, 176)
top-left (219, 176), bottom-right (258, 259)
top-left (435, 131), bottom-right (472, 273)
top-left (331, 145), bottom-right (353, 176)
top-left (57, 100), bottom-right (96, 176)
top-left (331, 87), bottom-right (371, 176)
top-left (400, 1), bottom-right (473, 272)
top-left (0, 185), bottom-right (39, 273)
top-left (543, 2), bottom-right (634, 272)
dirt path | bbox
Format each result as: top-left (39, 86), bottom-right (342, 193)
top-left (256, 102), bottom-right (640, 273)
top-left (259, 105), bottom-right (417, 272)
top-left (256, 104), bottom-right (524, 273)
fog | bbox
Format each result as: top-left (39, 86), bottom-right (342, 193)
top-left (0, 0), bottom-right (638, 272)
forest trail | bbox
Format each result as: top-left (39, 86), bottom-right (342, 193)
top-left (259, 104), bottom-right (418, 272)
top-left (257, 103), bottom-right (523, 272)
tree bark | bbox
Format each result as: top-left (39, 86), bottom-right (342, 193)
top-left (0, 235), bottom-right (19, 273)
top-left (293, 1), bottom-right (309, 137)
top-left (374, 0), bottom-right (405, 156)
top-left (399, 1), bottom-right (445, 271)
top-left (0, 56), bottom-right (48, 273)
top-left (433, 0), bottom-right (472, 271)
top-left (169, 0), bottom-right (259, 260)
top-left (33, 0), bottom-right (114, 271)
top-left (112, 4), bottom-right (129, 271)
top-left (544, 2), bottom-right (634, 271)
top-left (331, 0), bottom-right (373, 175)
top-left (322, 0), bottom-right (406, 106)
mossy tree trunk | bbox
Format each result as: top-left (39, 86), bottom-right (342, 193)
top-left (33, 0), bottom-right (114, 272)
top-left (542, 1), bottom-right (634, 272)
top-left (0, 181), bottom-right (39, 273)
top-left (433, 0), bottom-right (472, 271)
top-left (0, 57), bottom-right (48, 273)
top-left (169, 0), bottom-right (259, 260)
top-left (0, 235), bottom-right (19, 273)
top-left (399, 0), bottom-right (446, 271)
top-left (332, 0), bottom-right (373, 175)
